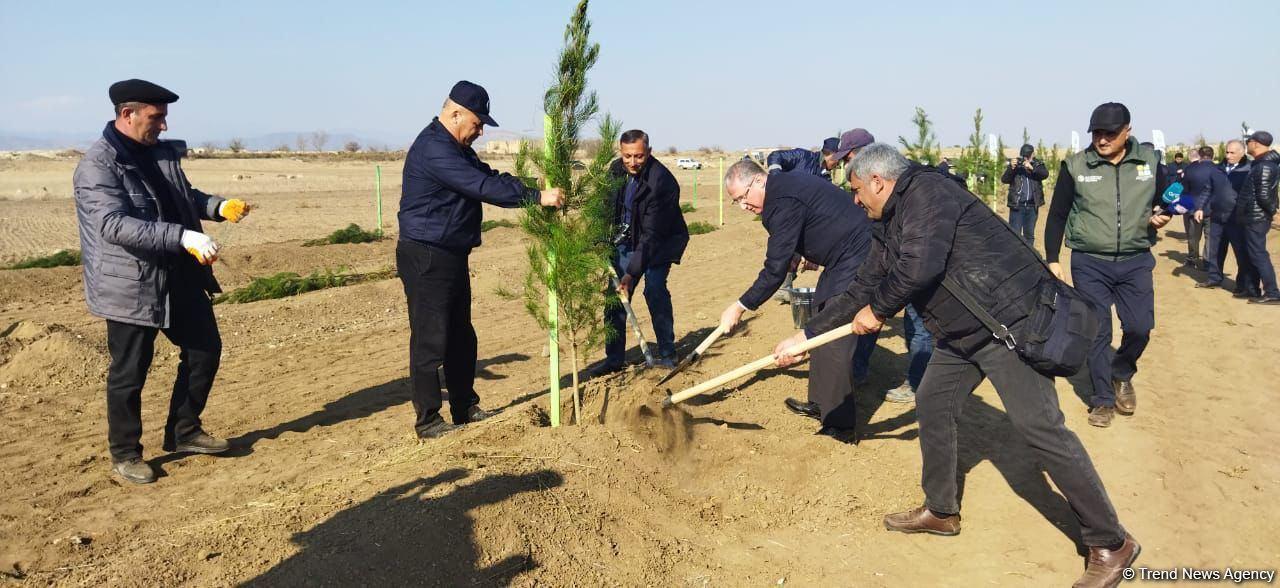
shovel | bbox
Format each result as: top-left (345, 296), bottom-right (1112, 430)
top-left (656, 325), bottom-right (725, 386)
top-left (610, 270), bottom-right (656, 367)
top-left (662, 324), bottom-right (854, 407)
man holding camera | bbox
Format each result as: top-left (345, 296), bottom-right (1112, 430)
top-left (596, 129), bottom-right (689, 374)
top-left (1000, 144), bottom-right (1049, 247)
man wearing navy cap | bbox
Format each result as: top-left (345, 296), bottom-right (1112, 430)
top-left (1044, 102), bottom-right (1172, 428)
top-left (398, 81), bottom-right (564, 439)
top-left (765, 136), bottom-right (842, 178)
top-left (1235, 131), bottom-right (1280, 304)
top-left (73, 79), bottom-right (254, 484)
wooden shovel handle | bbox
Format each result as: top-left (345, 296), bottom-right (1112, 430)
top-left (664, 324), bottom-right (854, 406)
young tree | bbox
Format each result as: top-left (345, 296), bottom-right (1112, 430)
top-left (295, 135), bottom-right (309, 152)
top-left (228, 138), bottom-right (245, 153)
top-left (898, 106), bottom-right (942, 165)
top-left (344, 140), bottom-right (361, 153)
top-left (519, 0), bottom-right (621, 424)
top-left (958, 108), bottom-right (995, 202)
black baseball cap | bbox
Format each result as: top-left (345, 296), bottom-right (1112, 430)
top-left (1088, 102), bottom-right (1130, 133)
top-left (109, 79), bottom-right (179, 105)
top-left (821, 137), bottom-right (839, 153)
top-left (449, 80), bottom-right (497, 126)
top-left (1247, 130), bottom-right (1273, 147)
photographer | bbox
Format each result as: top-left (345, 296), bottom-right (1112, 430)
top-left (1000, 144), bottom-right (1049, 246)
top-left (594, 129), bottom-right (689, 374)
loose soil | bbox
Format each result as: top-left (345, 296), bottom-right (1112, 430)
top-left (1, 155), bottom-right (1278, 585)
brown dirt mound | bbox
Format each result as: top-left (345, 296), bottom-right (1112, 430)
top-left (0, 321), bottom-right (107, 389)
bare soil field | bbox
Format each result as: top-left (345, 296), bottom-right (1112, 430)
top-left (0, 154), bottom-right (1278, 585)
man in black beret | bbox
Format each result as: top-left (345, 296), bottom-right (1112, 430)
top-left (397, 81), bottom-right (564, 439)
top-left (73, 79), bottom-right (253, 484)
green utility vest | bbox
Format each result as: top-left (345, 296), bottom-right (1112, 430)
top-left (1061, 138), bottom-right (1160, 260)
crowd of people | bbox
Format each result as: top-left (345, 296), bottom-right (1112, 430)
top-left (71, 77), bottom-right (1278, 587)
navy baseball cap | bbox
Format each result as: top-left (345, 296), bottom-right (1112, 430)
top-left (1247, 130), bottom-right (1273, 147)
top-left (821, 137), bottom-right (840, 153)
top-left (1088, 102), bottom-right (1130, 133)
top-left (831, 128), bottom-right (875, 161)
top-left (449, 80), bottom-right (497, 127)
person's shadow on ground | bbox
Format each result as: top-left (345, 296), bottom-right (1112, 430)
top-left (954, 394), bottom-right (1086, 555)
top-left (149, 353), bottom-right (533, 470)
top-left (243, 467), bottom-right (564, 587)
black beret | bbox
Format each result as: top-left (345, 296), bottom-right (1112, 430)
top-left (109, 79), bottom-right (179, 105)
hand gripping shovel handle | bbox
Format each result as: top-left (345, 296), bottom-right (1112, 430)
top-left (657, 325), bottom-right (725, 386)
top-left (663, 324), bottom-right (854, 407)
top-left (610, 272), bottom-right (656, 367)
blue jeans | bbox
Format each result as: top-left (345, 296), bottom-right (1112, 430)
top-left (851, 304), bottom-right (933, 389)
top-left (1008, 206), bottom-right (1038, 247)
top-left (605, 244), bottom-right (676, 365)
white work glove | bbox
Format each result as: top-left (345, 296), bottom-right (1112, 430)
top-left (180, 230), bottom-right (219, 265)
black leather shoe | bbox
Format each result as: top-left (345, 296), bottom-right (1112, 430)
top-left (586, 362), bottom-right (624, 379)
top-left (1249, 296), bottom-right (1280, 305)
top-left (816, 426), bottom-right (857, 444)
top-left (1233, 290), bottom-right (1261, 299)
top-left (784, 397), bottom-right (821, 421)
top-left (416, 417), bottom-right (457, 439)
top-left (1194, 281), bottom-right (1221, 289)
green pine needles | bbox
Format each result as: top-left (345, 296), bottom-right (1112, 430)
top-left (519, 0), bottom-right (622, 423)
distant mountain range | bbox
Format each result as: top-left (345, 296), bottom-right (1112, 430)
top-left (0, 127), bottom-right (533, 152)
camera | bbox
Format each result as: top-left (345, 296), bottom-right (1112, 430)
top-left (611, 223), bottom-right (631, 246)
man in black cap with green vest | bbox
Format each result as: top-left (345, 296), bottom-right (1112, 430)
top-left (1044, 102), bottom-right (1172, 428)
top-left (74, 79), bottom-right (253, 484)
top-left (398, 81), bottom-right (564, 439)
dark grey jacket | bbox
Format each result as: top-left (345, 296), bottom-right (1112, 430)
top-left (73, 132), bottom-right (226, 328)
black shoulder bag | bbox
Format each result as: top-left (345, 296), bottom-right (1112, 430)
top-left (940, 221), bottom-right (1105, 377)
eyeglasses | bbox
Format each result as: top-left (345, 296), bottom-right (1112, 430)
top-left (732, 178), bottom-right (755, 205)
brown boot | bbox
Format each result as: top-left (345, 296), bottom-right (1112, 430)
top-left (1113, 380), bottom-right (1136, 416)
top-left (883, 506), bottom-right (960, 536)
top-left (1073, 533), bottom-right (1140, 588)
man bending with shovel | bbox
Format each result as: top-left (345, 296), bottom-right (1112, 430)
top-left (775, 144), bottom-right (1136, 587)
top-left (717, 159), bottom-right (873, 441)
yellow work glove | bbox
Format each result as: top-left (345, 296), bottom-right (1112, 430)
top-left (219, 199), bottom-right (251, 223)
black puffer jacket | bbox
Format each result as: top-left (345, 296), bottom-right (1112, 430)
top-left (1000, 158), bottom-right (1049, 208)
top-left (1235, 150), bottom-right (1280, 224)
top-left (609, 157), bottom-right (690, 279)
top-left (807, 165), bottom-right (1049, 355)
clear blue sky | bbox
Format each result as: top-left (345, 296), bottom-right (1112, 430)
top-left (2, 0), bottom-right (1277, 150)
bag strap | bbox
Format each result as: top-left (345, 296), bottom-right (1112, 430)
top-left (940, 275), bottom-right (1017, 350)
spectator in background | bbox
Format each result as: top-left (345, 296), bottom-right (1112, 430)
top-left (1219, 140), bottom-right (1256, 297)
top-left (1170, 151), bottom-right (1188, 180)
top-left (1180, 149), bottom-right (1207, 269)
top-left (1186, 146), bottom-right (1237, 288)
top-left (1234, 131), bottom-right (1280, 304)
top-left (1000, 144), bottom-right (1049, 246)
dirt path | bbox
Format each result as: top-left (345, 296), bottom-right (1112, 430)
top-left (1, 160), bottom-right (1278, 585)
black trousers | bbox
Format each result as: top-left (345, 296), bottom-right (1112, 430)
top-left (105, 282), bottom-right (221, 462)
top-left (396, 240), bottom-right (479, 432)
top-left (1203, 220), bottom-right (1231, 284)
top-left (916, 341), bottom-right (1125, 547)
top-left (1225, 222), bottom-right (1261, 296)
top-left (1238, 221), bottom-right (1280, 298)
top-left (807, 331), bottom-right (858, 429)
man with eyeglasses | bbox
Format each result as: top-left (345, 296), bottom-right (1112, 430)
top-left (715, 158), bottom-right (873, 441)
